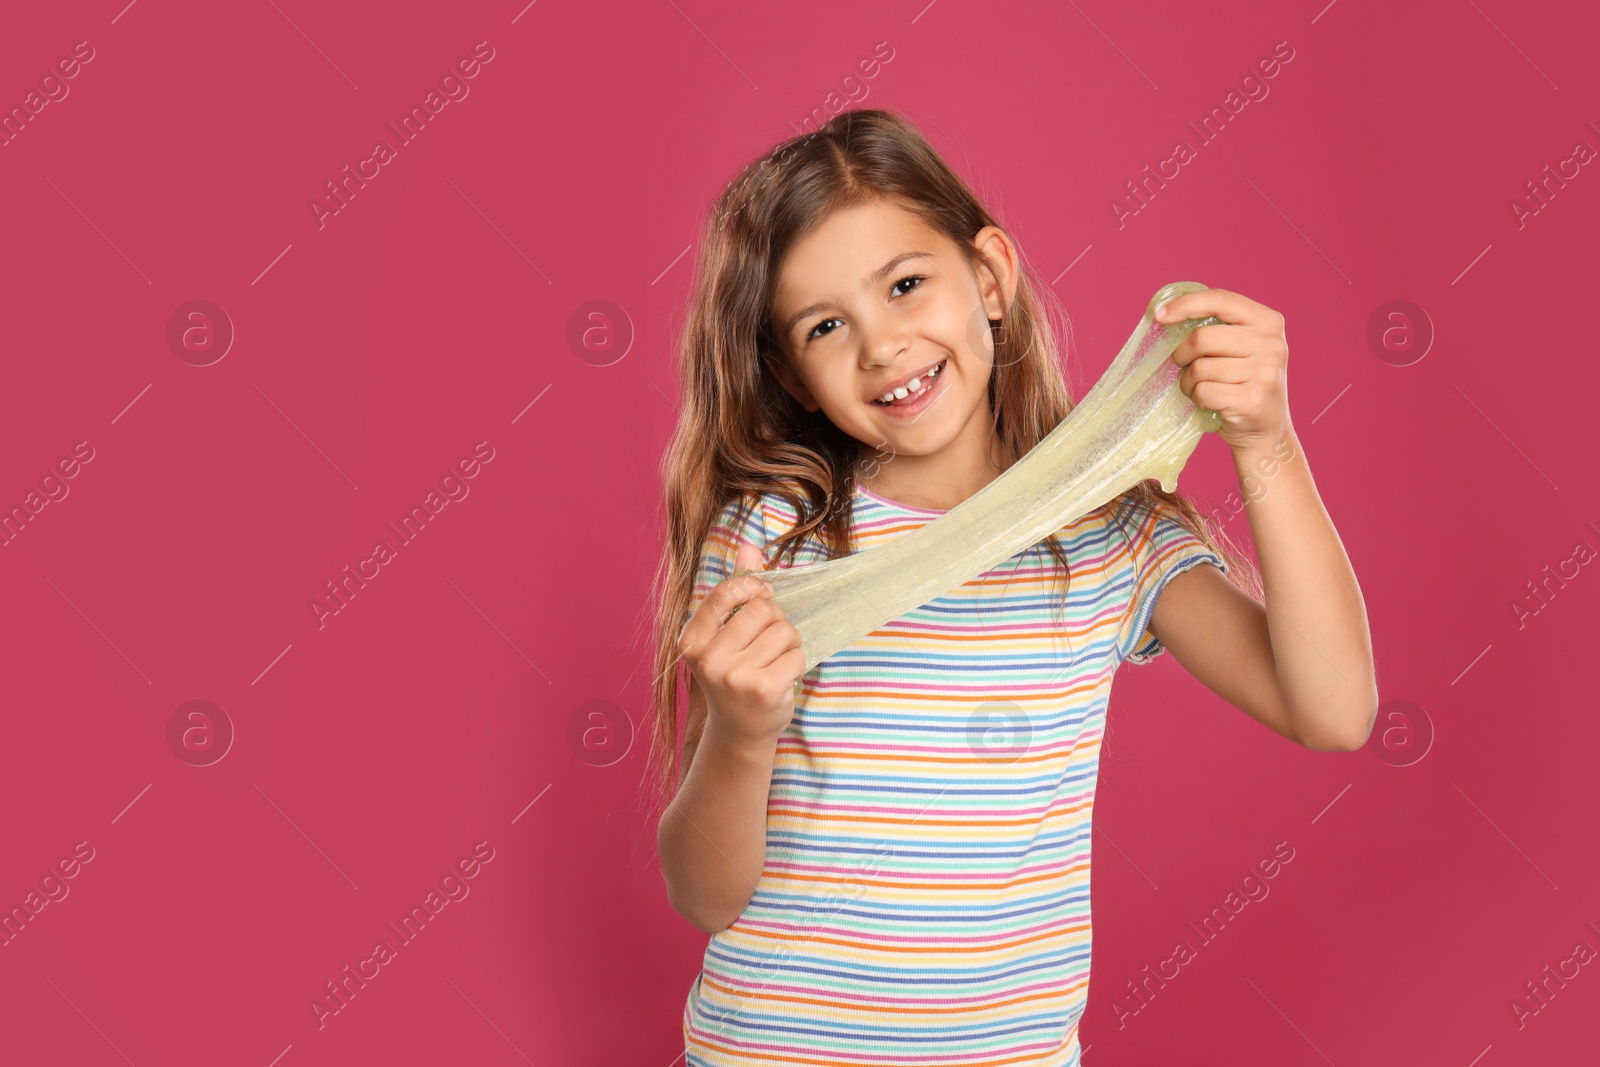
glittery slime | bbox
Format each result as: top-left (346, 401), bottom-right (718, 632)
top-left (734, 281), bottom-right (1225, 676)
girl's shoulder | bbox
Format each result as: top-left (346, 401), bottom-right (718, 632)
top-left (1100, 489), bottom-right (1201, 553)
top-left (698, 478), bottom-right (812, 559)
top-left (731, 477), bottom-right (866, 568)
top-left (759, 476), bottom-right (832, 533)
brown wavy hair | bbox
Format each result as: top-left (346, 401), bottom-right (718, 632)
top-left (637, 108), bottom-right (1259, 820)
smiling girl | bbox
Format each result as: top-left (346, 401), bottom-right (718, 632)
top-left (646, 109), bottom-right (1376, 1066)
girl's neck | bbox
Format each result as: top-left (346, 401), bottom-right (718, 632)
top-left (855, 434), bottom-right (1010, 513)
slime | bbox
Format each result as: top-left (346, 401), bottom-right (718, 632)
top-left (736, 281), bottom-right (1225, 675)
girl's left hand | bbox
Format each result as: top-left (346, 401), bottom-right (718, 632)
top-left (1155, 288), bottom-right (1290, 455)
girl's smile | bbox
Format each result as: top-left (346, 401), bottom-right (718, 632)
top-left (869, 357), bottom-right (946, 417)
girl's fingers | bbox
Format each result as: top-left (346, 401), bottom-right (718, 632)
top-left (1170, 324), bottom-right (1257, 368)
top-left (774, 646), bottom-right (807, 687)
top-left (679, 559), bottom-right (771, 654)
top-left (1189, 379), bottom-right (1252, 413)
top-left (1156, 287), bottom-right (1265, 328)
top-left (705, 583), bottom-right (788, 663)
top-left (1183, 354), bottom-right (1253, 386)
top-left (732, 543), bottom-right (768, 585)
top-left (744, 616), bottom-right (801, 670)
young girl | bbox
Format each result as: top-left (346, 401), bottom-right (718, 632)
top-left (646, 109), bottom-right (1376, 1067)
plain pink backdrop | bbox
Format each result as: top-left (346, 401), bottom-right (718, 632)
top-left (1, 1), bottom-right (1596, 1064)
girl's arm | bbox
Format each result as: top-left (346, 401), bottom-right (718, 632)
top-left (1148, 427), bottom-right (1378, 750)
top-left (1147, 290), bottom-right (1379, 751)
top-left (659, 544), bottom-right (803, 933)
top-left (658, 677), bottom-right (778, 933)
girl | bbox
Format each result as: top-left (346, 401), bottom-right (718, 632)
top-left (646, 109), bottom-right (1376, 1066)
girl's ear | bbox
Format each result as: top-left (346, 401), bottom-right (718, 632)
top-left (769, 355), bottom-right (819, 412)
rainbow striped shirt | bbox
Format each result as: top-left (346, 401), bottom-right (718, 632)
top-left (680, 478), bottom-right (1225, 1066)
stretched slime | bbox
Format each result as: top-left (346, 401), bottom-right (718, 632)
top-left (735, 281), bottom-right (1225, 675)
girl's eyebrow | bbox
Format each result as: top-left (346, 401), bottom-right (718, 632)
top-left (783, 250), bottom-right (935, 338)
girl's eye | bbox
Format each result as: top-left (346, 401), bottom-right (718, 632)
top-left (803, 275), bottom-right (928, 344)
top-left (892, 274), bottom-right (926, 297)
top-left (806, 317), bottom-right (842, 342)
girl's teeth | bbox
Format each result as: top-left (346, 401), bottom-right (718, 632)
top-left (877, 361), bottom-right (943, 405)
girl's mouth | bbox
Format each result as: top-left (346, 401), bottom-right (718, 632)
top-left (870, 359), bottom-right (946, 418)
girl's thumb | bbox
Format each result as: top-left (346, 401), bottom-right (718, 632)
top-left (733, 542), bottom-right (765, 575)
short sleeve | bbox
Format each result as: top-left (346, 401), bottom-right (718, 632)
top-left (681, 493), bottom-right (769, 630)
top-left (1111, 494), bottom-right (1227, 666)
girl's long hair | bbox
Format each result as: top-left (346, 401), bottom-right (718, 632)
top-left (638, 108), bottom-right (1260, 821)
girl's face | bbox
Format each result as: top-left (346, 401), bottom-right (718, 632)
top-left (768, 199), bottom-right (1019, 480)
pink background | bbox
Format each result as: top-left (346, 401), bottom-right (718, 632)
top-left (1, 0), bottom-right (1596, 1064)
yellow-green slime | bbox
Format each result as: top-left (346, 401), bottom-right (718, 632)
top-left (738, 281), bottom-right (1224, 675)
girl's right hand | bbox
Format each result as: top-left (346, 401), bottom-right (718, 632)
top-left (678, 543), bottom-right (805, 748)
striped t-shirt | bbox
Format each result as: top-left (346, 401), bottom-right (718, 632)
top-left (679, 477), bottom-right (1226, 1067)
